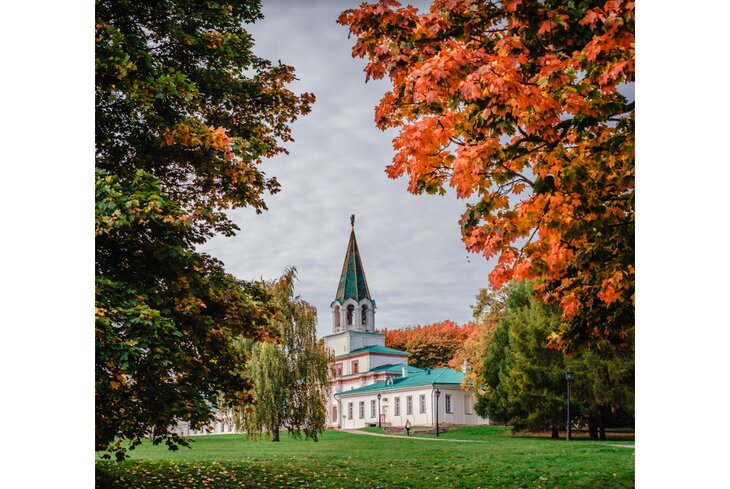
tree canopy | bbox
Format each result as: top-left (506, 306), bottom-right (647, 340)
top-left (339, 0), bottom-right (634, 351)
top-left (475, 280), bottom-right (634, 438)
top-left (382, 320), bottom-right (477, 369)
top-left (95, 0), bottom-right (313, 459)
top-left (233, 269), bottom-right (331, 442)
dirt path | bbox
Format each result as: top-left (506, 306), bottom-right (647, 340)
top-left (342, 429), bottom-right (636, 449)
top-left (340, 429), bottom-right (485, 443)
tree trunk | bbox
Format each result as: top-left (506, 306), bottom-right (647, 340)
top-left (588, 419), bottom-right (598, 440)
top-left (598, 406), bottom-right (607, 441)
top-left (551, 427), bottom-right (559, 439)
top-left (272, 426), bottom-right (280, 442)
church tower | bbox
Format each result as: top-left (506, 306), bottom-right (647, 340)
top-left (330, 215), bottom-right (376, 333)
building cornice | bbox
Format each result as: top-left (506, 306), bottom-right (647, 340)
top-left (321, 330), bottom-right (385, 340)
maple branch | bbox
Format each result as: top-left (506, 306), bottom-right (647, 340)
top-left (607, 220), bottom-right (634, 228)
top-left (515, 199), bottom-right (549, 263)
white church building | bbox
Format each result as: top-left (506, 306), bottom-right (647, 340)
top-left (324, 216), bottom-right (490, 429)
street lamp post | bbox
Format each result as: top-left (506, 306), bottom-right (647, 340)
top-left (565, 369), bottom-right (574, 441)
top-left (435, 388), bottom-right (441, 437)
top-left (377, 393), bottom-right (382, 429)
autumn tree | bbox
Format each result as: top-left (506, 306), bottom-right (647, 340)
top-left (454, 286), bottom-right (506, 389)
top-left (476, 280), bottom-right (634, 437)
top-left (382, 320), bottom-right (476, 369)
top-left (339, 0), bottom-right (634, 351)
top-left (232, 269), bottom-right (330, 442)
top-left (96, 0), bottom-right (313, 459)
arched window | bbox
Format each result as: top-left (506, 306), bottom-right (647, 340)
top-left (346, 305), bottom-right (354, 325)
top-left (334, 306), bottom-right (341, 330)
top-left (361, 305), bottom-right (368, 326)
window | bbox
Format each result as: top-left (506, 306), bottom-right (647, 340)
top-left (332, 406), bottom-right (338, 422)
top-left (361, 305), bottom-right (368, 326)
top-left (406, 396), bottom-right (413, 415)
top-left (465, 394), bottom-right (472, 414)
top-left (359, 401), bottom-right (365, 419)
top-left (334, 306), bottom-right (341, 330)
top-left (336, 363), bottom-right (343, 376)
top-left (419, 394), bottom-right (426, 414)
top-left (348, 402), bottom-right (353, 419)
top-left (371, 400), bottom-right (376, 418)
top-left (445, 394), bottom-right (452, 413)
top-left (346, 305), bottom-right (354, 325)
top-left (352, 360), bottom-right (359, 374)
top-left (394, 397), bottom-right (401, 416)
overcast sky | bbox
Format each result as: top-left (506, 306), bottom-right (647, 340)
top-left (201, 0), bottom-right (495, 338)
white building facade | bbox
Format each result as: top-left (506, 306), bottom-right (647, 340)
top-left (324, 216), bottom-right (489, 429)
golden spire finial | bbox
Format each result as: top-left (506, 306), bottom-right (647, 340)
top-left (350, 214), bottom-right (355, 228)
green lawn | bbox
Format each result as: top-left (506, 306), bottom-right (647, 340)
top-left (96, 427), bottom-right (634, 488)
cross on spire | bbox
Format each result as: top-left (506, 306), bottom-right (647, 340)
top-left (350, 214), bottom-right (355, 228)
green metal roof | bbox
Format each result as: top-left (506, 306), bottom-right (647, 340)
top-left (338, 368), bottom-right (465, 396)
top-left (334, 345), bottom-right (409, 359)
top-left (369, 363), bottom-right (424, 375)
top-left (334, 216), bottom-right (372, 304)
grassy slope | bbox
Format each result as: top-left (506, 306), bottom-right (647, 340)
top-left (96, 428), bottom-right (634, 489)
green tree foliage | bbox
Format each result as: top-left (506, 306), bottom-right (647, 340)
top-left (233, 269), bottom-right (330, 442)
top-left (569, 345), bottom-right (634, 439)
top-left (478, 281), bottom-right (566, 436)
top-left (95, 0), bottom-right (313, 459)
top-left (95, 169), bottom-right (276, 459)
top-left (476, 281), bottom-right (633, 438)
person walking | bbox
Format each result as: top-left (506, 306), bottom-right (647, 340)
top-left (405, 419), bottom-right (411, 436)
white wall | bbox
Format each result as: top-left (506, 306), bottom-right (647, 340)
top-left (337, 386), bottom-right (489, 429)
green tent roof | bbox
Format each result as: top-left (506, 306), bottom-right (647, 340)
top-left (338, 367), bottom-right (465, 396)
top-left (334, 216), bottom-right (371, 304)
top-left (334, 345), bottom-right (409, 359)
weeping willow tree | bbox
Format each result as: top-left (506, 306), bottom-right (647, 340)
top-left (233, 268), bottom-right (330, 442)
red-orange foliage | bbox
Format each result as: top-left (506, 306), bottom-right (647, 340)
top-left (381, 320), bottom-right (477, 369)
top-left (340, 0), bottom-right (634, 350)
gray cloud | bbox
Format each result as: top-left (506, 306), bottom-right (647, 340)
top-left (201, 1), bottom-right (495, 338)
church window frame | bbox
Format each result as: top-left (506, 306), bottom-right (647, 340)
top-left (406, 396), bottom-right (413, 415)
top-left (465, 394), bottom-right (472, 414)
top-left (445, 394), bottom-right (452, 413)
top-left (394, 397), bottom-right (401, 416)
top-left (361, 304), bottom-right (368, 326)
top-left (334, 305), bottom-right (341, 331)
top-left (359, 401), bottom-right (365, 419)
top-left (419, 394), bottom-right (426, 414)
top-left (333, 405), bottom-right (338, 422)
top-left (336, 363), bottom-right (343, 376)
top-left (348, 402), bottom-right (353, 419)
top-left (352, 360), bottom-right (359, 374)
top-left (370, 399), bottom-right (376, 418)
top-left (346, 304), bottom-right (355, 325)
